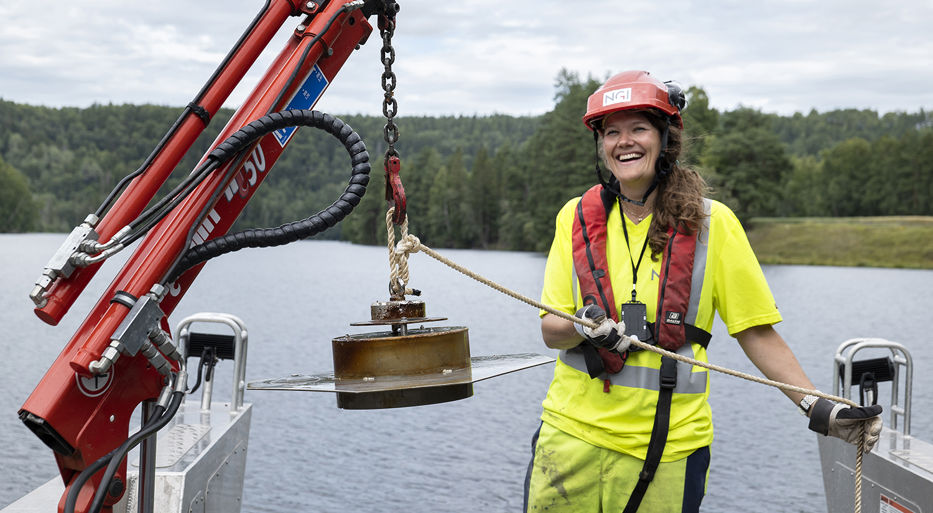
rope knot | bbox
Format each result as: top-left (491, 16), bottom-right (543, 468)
top-left (395, 234), bottom-right (421, 255)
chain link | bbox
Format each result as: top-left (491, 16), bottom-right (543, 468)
top-left (380, 4), bottom-right (400, 158)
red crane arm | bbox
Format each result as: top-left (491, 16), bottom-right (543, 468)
top-left (19, 2), bottom-right (385, 511)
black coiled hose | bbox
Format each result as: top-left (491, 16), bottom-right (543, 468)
top-left (167, 109), bottom-right (370, 282)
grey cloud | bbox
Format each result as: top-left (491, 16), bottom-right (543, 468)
top-left (0, 0), bottom-right (929, 116)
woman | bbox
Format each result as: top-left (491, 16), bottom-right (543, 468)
top-left (524, 70), bottom-right (881, 512)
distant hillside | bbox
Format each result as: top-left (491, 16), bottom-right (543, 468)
top-left (2, 74), bottom-right (931, 255)
top-left (747, 216), bottom-right (933, 269)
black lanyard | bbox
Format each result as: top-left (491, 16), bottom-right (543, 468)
top-left (619, 198), bottom-right (649, 302)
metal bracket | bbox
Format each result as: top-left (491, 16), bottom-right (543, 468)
top-left (89, 285), bottom-right (169, 375)
top-left (111, 293), bottom-right (166, 357)
top-left (29, 214), bottom-right (99, 307)
top-left (297, 0), bottom-right (320, 15)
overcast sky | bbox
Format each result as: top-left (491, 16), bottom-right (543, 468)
top-left (1, 0), bottom-right (931, 118)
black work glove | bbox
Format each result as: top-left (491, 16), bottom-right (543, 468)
top-left (574, 305), bottom-right (630, 353)
top-left (808, 399), bottom-right (883, 453)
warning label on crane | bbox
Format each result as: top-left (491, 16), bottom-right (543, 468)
top-left (880, 494), bottom-right (916, 513)
top-left (274, 64), bottom-right (329, 148)
top-left (75, 370), bottom-right (113, 397)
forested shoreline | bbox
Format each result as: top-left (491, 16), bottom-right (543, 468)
top-left (2, 71), bottom-right (931, 254)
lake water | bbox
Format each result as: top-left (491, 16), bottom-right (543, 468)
top-left (0, 234), bottom-right (930, 512)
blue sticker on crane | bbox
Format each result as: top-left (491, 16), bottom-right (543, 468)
top-left (273, 64), bottom-right (329, 147)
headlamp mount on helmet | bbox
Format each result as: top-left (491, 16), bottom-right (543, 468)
top-left (663, 80), bottom-right (687, 117)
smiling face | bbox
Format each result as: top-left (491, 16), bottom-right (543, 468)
top-left (600, 110), bottom-right (662, 199)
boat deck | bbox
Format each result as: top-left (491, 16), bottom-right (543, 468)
top-left (819, 426), bottom-right (933, 513)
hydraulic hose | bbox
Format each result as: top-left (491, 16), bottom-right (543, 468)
top-left (119, 159), bottom-right (222, 248)
top-left (167, 109), bottom-right (370, 282)
top-left (77, 2), bottom-right (369, 267)
top-left (61, 408), bottom-right (163, 513)
top-left (62, 394), bottom-right (174, 513)
top-left (80, 390), bottom-right (185, 513)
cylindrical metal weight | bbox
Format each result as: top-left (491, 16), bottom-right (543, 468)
top-left (333, 327), bottom-right (468, 378)
top-left (331, 326), bottom-right (472, 409)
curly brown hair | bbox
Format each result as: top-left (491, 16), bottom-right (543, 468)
top-left (598, 110), bottom-right (709, 260)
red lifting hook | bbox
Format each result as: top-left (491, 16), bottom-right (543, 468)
top-left (384, 155), bottom-right (406, 224)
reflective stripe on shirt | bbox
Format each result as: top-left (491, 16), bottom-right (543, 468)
top-left (686, 199), bottom-right (712, 326)
top-left (558, 343), bottom-right (708, 394)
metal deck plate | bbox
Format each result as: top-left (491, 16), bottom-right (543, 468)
top-left (247, 353), bottom-right (554, 393)
top-left (890, 437), bottom-right (933, 475)
top-left (139, 424), bottom-right (211, 469)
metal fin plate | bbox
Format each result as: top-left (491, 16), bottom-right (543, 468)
top-left (247, 353), bottom-right (554, 393)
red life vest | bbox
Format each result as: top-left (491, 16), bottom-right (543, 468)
top-left (570, 184), bottom-right (712, 513)
top-left (571, 184), bottom-right (710, 375)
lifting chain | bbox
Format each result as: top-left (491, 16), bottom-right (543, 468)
top-left (379, 1), bottom-right (405, 226)
top-left (379, 2), bottom-right (400, 163)
top-left (378, 1), bottom-right (410, 299)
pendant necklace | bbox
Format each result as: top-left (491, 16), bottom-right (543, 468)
top-left (622, 201), bottom-right (649, 223)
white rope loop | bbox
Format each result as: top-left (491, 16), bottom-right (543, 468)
top-left (385, 207), bottom-right (415, 297)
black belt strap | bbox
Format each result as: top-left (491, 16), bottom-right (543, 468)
top-left (646, 321), bottom-right (711, 349)
top-left (580, 344), bottom-right (605, 378)
top-left (622, 356), bottom-right (677, 513)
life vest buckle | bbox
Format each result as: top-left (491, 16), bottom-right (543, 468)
top-left (659, 357), bottom-right (677, 390)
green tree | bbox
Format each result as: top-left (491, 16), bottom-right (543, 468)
top-left (446, 148), bottom-right (477, 247)
top-left (339, 157), bottom-right (385, 246)
top-left (784, 155), bottom-right (825, 216)
top-left (401, 146), bottom-right (444, 228)
top-left (681, 86), bottom-right (719, 158)
top-left (867, 131), bottom-right (933, 215)
top-left (701, 109), bottom-right (793, 221)
top-left (821, 138), bottom-right (873, 216)
top-left (494, 143), bottom-right (530, 250)
top-left (470, 146), bottom-right (499, 247)
top-left (910, 130), bottom-right (933, 215)
top-left (422, 149), bottom-right (476, 248)
top-left (425, 163), bottom-right (453, 246)
top-left (0, 155), bottom-right (38, 232)
top-left (514, 69), bottom-right (601, 251)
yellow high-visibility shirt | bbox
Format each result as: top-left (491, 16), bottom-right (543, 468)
top-left (539, 197), bottom-right (782, 462)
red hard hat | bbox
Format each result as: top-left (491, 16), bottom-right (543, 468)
top-left (583, 70), bottom-right (684, 130)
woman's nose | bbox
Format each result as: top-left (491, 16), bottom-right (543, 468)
top-left (615, 130), bottom-right (633, 146)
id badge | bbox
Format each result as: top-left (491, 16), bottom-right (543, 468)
top-left (620, 301), bottom-right (649, 342)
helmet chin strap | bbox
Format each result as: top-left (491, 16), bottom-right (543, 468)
top-left (593, 122), bottom-right (671, 207)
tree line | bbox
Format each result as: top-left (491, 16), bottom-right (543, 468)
top-left (1, 72), bottom-right (931, 253)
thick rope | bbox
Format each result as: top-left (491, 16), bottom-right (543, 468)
top-left (393, 232), bottom-right (866, 513)
top-left (386, 208), bottom-right (413, 297)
